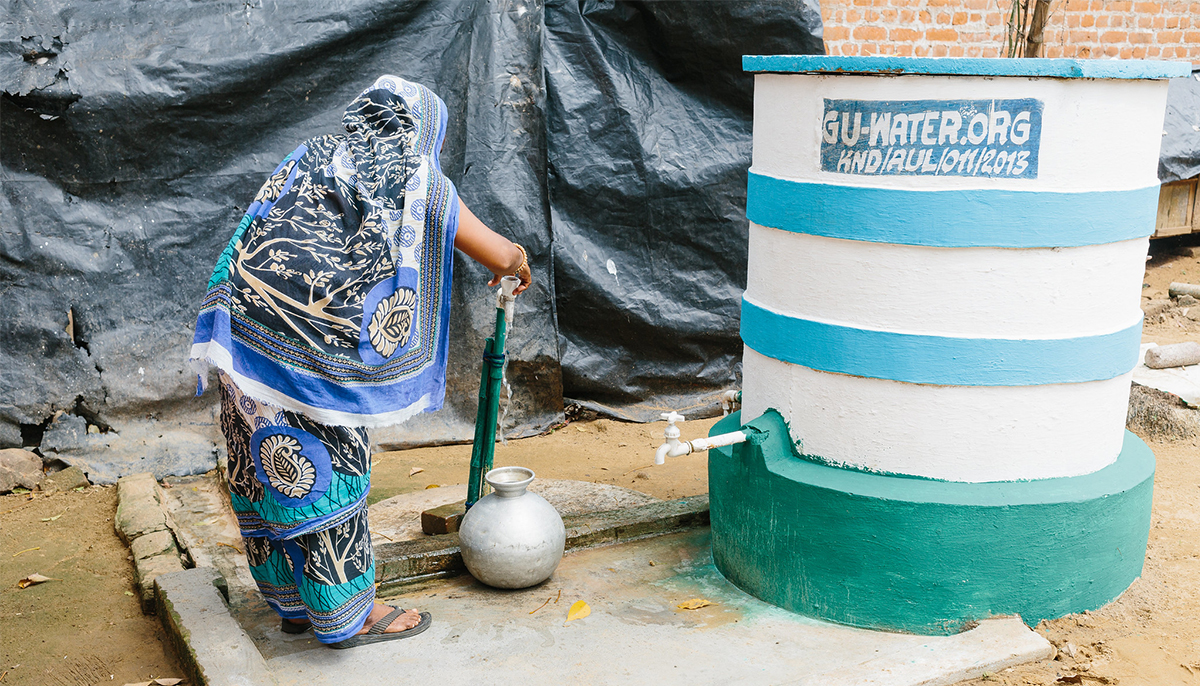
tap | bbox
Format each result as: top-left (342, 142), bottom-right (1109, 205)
top-left (653, 409), bottom-right (762, 465)
top-left (654, 411), bottom-right (690, 465)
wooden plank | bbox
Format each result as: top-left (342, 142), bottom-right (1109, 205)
top-left (1155, 179), bottom-right (1197, 237)
top-left (1193, 179), bottom-right (1200, 233)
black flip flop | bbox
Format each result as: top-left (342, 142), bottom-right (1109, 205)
top-left (328, 607), bottom-right (432, 650)
top-left (281, 618), bottom-right (312, 634)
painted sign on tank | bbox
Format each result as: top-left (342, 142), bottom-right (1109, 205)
top-left (820, 98), bottom-right (1043, 179)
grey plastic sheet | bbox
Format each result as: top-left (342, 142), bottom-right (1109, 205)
top-left (1160, 68), bottom-right (1200, 183)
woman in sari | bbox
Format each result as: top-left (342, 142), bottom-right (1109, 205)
top-left (190, 76), bottom-right (531, 649)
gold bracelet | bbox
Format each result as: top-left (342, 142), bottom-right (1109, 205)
top-left (511, 243), bottom-right (529, 277)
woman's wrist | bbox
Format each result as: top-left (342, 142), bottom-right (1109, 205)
top-left (510, 243), bottom-right (528, 276)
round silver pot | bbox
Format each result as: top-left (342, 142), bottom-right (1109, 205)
top-left (458, 466), bottom-right (566, 589)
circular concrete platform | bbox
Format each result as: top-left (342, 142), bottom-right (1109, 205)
top-left (709, 410), bottom-right (1155, 635)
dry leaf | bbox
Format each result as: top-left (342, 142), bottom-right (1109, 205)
top-left (565, 600), bottom-right (591, 624)
top-left (154, 679), bottom-right (183, 685)
top-left (677, 598), bottom-right (713, 610)
top-left (40, 514), bottom-right (61, 522)
top-left (123, 682), bottom-right (151, 686)
top-left (409, 467), bottom-right (424, 477)
top-left (17, 573), bottom-right (57, 589)
top-left (425, 484), bottom-right (440, 489)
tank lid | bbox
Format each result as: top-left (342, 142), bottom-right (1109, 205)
top-left (743, 55), bottom-right (1192, 80)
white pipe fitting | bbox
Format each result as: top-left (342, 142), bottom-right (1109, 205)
top-left (498, 275), bottom-right (520, 324)
top-left (654, 411), bottom-right (687, 465)
top-left (720, 390), bottom-right (742, 417)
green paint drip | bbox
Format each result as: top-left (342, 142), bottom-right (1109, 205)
top-left (760, 404), bottom-right (954, 481)
top-left (708, 410), bottom-right (1154, 635)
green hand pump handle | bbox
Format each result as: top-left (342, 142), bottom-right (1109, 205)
top-left (466, 275), bottom-right (521, 509)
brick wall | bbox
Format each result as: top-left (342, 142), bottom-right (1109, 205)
top-left (820, 0), bottom-right (1200, 62)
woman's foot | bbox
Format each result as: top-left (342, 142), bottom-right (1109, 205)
top-left (282, 617), bottom-right (311, 634)
top-left (358, 603), bottom-right (422, 635)
top-left (326, 604), bottom-right (432, 649)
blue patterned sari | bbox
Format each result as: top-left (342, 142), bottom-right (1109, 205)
top-left (192, 76), bottom-right (457, 644)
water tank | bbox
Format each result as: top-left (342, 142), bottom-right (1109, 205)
top-left (709, 56), bottom-right (1188, 634)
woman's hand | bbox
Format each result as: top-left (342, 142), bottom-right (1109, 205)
top-left (487, 255), bottom-right (532, 294)
top-left (455, 199), bottom-right (533, 295)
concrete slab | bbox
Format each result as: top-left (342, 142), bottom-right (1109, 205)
top-left (160, 473), bottom-right (261, 603)
top-left (154, 475), bottom-right (1051, 685)
top-left (371, 495), bottom-right (709, 588)
top-left (245, 529), bottom-right (1051, 686)
top-left (1135, 342), bottom-right (1200, 405)
top-left (115, 471), bottom-right (171, 544)
top-left (155, 474), bottom-right (686, 599)
top-left (156, 567), bottom-right (277, 686)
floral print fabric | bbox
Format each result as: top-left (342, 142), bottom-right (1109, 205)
top-left (191, 76), bottom-right (460, 428)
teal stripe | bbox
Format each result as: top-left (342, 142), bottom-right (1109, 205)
top-left (709, 409), bottom-right (1154, 635)
top-left (741, 298), bottom-right (1141, 385)
top-left (747, 172), bottom-right (1159, 248)
top-left (207, 213), bottom-right (253, 289)
top-left (742, 55), bottom-right (1192, 80)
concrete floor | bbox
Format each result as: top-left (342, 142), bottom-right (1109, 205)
top-left (240, 529), bottom-right (1051, 686)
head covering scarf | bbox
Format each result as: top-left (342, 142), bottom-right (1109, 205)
top-left (191, 76), bottom-right (459, 427)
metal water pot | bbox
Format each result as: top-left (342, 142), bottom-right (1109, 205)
top-left (458, 466), bottom-right (566, 589)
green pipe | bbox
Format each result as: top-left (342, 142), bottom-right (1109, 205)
top-left (466, 282), bottom-right (515, 508)
top-left (466, 336), bottom-right (495, 507)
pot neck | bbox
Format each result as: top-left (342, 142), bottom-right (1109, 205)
top-left (484, 466), bottom-right (535, 498)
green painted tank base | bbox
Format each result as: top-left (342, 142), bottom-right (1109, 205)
top-left (708, 410), bottom-right (1155, 636)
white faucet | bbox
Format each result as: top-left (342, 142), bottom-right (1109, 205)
top-left (654, 412), bottom-right (689, 465)
top-left (654, 409), bottom-right (758, 465)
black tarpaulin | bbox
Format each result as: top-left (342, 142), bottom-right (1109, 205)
top-left (545, 0), bottom-right (822, 420)
top-left (1160, 68), bottom-right (1200, 183)
top-left (0, 0), bottom-right (821, 480)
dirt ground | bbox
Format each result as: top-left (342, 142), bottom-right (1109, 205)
top-left (368, 415), bottom-right (721, 505)
top-left (3, 240), bottom-right (1199, 686)
top-left (0, 487), bottom-right (182, 685)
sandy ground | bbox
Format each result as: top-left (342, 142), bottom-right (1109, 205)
top-left (0, 487), bottom-right (181, 685)
top-left (368, 415), bottom-right (721, 505)
top-left (2, 240), bottom-right (1199, 685)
